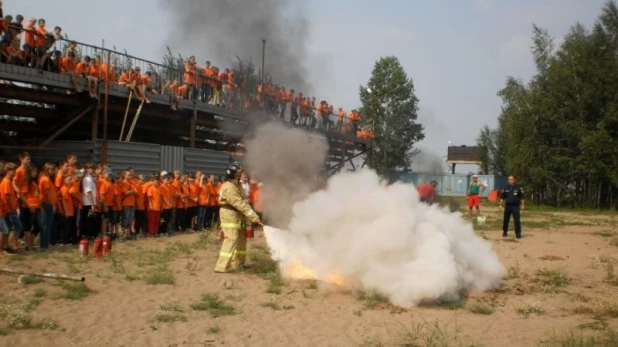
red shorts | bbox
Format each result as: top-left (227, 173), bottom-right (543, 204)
top-left (467, 194), bottom-right (480, 207)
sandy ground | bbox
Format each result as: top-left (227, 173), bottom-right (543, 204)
top-left (0, 205), bottom-right (617, 347)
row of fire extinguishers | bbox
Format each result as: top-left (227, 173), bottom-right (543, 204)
top-left (78, 235), bottom-right (112, 258)
top-left (219, 222), bottom-right (255, 242)
top-left (80, 224), bottom-right (255, 256)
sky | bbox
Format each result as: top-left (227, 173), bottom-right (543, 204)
top-left (6, 0), bottom-right (606, 172)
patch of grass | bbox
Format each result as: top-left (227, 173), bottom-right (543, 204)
top-left (153, 313), bottom-right (187, 323)
top-left (610, 237), bottom-right (618, 248)
top-left (539, 328), bottom-right (618, 347)
top-left (191, 231), bottom-right (210, 249)
top-left (594, 230), bottom-right (616, 238)
top-left (124, 273), bottom-right (140, 282)
top-left (534, 268), bottom-right (570, 293)
top-left (356, 291), bottom-right (389, 309)
top-left (0, 292), bottom-right (59, 331)
top-left (66, 262), bottom-right (80, 274)
top-left (266, 271), bottom-right (285, 294)
top-left (190, 293), bottom-right (238, 318)
top-left (58, 282), bottom-right (93, 301)
top-left (260, 300), bottom-right (280, 310)
top-left (19, 276), bottom-right (43, 285)
top-left (143, 265), bottom-right (175, 285)
top-left (207, 325), bottom-right (220, 334)
top-left (468, 302), bottom-right (495, 315)
top-left (252, 255), bottom-right (279, 276)
top-left (517, 301), bottom-right (544, 315)
top-left (607, 262), bottom-right (618, 286)
top-left (32, 288), bottom-right (46, 298)
top-left (107, 254), bottom-right (126, 274)
top-left (159, 302), bottom-right (183, 312)
top-left (506, 261), bottom-right (521, 280)
top-left (185, 257), bottom-right (200, 276)
top-left (398, 320), bottom-right (481, 347)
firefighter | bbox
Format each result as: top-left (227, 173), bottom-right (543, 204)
top-left (214, 162), bottom-right (262, 273)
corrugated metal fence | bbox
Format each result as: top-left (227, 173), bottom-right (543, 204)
top-left (9, 140), bottom-right (230, 176)
top-left (396, 173), bottom-right (507, 197)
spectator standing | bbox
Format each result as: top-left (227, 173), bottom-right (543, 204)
top-left (417, 180), bottom-right (438, 204)
top-left (499, 175), bottom-right (525, 240)
top-left (81, 163), bottom-right (99, 238)
top-left (467, 175), bottom-right (486, 219)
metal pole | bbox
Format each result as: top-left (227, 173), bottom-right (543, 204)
top-left (261, 39), bottom-right (266, 83)
top-left (103, 51), bottom-right (111, 163)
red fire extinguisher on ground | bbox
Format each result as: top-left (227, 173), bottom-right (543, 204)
top-left (93, 237), bottom-right (103, 258)
top-left (79, 239), bottom-right (89, 257)
top-left (102, 235), bottom-right (112, 255)
top-left (245, 222), bottom-right (254, 239)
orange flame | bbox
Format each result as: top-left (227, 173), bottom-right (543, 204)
top-left (285, 261), bottom-right (345, 286)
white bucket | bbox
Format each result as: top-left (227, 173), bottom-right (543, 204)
top-left (476, 216), bottom-right (487, 226)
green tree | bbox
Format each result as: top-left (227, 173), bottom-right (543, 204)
top-left (359, 56), bottom-right (424, 177)
top-left (479, 0), bottom-right (618, 208)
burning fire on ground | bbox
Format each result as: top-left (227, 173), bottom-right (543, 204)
top-left (284, 261), bottom-right (345, 287)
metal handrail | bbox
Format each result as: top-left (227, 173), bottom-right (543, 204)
top-left (3, 22), bottom-right (368, 136)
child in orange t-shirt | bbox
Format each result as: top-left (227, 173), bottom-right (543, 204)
top-left (59, 175), bottom-right (75, 245)
top-left (146, 178), bottom-right (162, 236)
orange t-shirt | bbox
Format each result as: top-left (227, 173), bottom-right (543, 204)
top-left (113, 184), bottom-right (122, 211)
top-left (338, 110), bottom-right (345, 121)
top-left (187, 183), bottom-right (198, 208)
top-left (0, 177), bottom-right (18, 211)
top-left (0, 194), bottom-right (8, 217)
top-left (35, 26), bottom-right (47, 47)
top-left (147, 185), bottom-right (162, 211)
top-left (119, 73), bottom-right (131, 84)
top-left (13, 166), bottom-right (29, 195)
top-left (205, 183), bottom-right (216, 206)
top-left (89, 64), bottom-right (101, 77)
top-left (177, 85), bottom-right (187, 97)
top-left (215, 183), bottom-right (223, 206)
top-left (25, 182), bottom-right (41, 209)
top-left (24, 24), bottom-right (36, 47)
top-left (55, 168), bottom-right (65, 189)
top-left (99, 179), bottom-right (114, 207)
top-left (171, 180), bottom-right (183, 209)
top-left (159, 184), bottom-right (173, 210)
top-left (60, 186), bottom-right (74, 217)
top-left (76, 62), bottom-right (88, 75)
top-left (38, 175), bottom-right (57, 205)
top-left (184, 63), bottom-right (197, 85)
top-left (120, 180), bottom-right (136, 207)
top-left (135, 183), bottom-right (145, 210)
top-left (69, 180), bottom-right (83, 209)
top-left (198, 182), bottom-right (210, 206)
top-left (61, 57), bottom-right (77, 73)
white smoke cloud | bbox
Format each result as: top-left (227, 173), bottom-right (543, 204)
top-left (264, 169), bottom-right (505, 307)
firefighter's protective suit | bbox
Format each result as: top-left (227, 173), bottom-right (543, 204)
top-left (214, 178), bottom-right (261, 273)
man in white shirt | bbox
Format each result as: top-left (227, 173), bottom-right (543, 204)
top-left (81, 163), bottom-right (99, 238)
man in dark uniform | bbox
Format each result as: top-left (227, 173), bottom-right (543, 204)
top-left (499, 175), bottom-right (525, 239)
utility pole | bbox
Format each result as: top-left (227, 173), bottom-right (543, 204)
top-left (261, 39), bottom-right (266, 83)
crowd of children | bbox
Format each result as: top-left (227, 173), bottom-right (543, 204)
top-left (0, 152), bottom-right (263, 255)
top-left (0, 3), bottom-right (374, 140)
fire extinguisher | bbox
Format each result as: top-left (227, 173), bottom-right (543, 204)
top-left (102, 235), bottom-right (112, 255)
top-left (79, 239), bottom-right (89, 257)
top-left (93, 237), bottom-right (103, 258)
top-left (245, 222), bottom-right (254, 239)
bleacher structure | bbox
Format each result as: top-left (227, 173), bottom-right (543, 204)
top-left (0, 40), bottom-right (371, 175)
